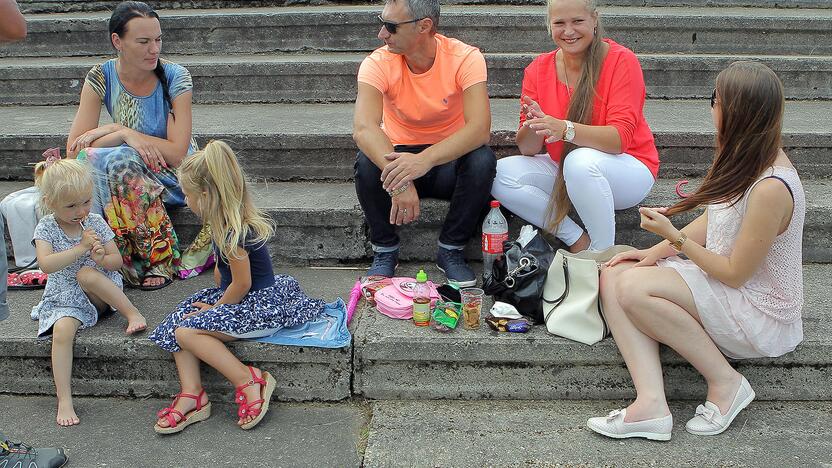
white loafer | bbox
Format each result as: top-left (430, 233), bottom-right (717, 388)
top-left (686, 375), bottom-right (756, 436)
top-left (587, 408), bottom-right (672, 441)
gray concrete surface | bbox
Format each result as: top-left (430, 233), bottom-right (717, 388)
top-left (2, 52), bottom-right (830, 105)
top-left (354, 263), bottom-right (832, 401)
top-left (0, 395), bottom-right (368, 467)
top-left (0, 267), bottom-right (358, 401)
top-left (7, 6), bottom-right (832, 58)
top-left (364, 400), bottom-right (832, 467)
top-left (3, 177), bottom-right (832, 263)
top-left (1, 100), bottom-right (831, 181)
top-left (16, 0), bottom-right (832, 15)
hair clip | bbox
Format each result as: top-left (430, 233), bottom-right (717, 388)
top-left (42, 147), bottom-right (61, 168)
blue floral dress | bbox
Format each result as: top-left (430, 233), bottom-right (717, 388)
top-left (32, 214), bottom-right (122, 338)
top-left (149, 241), bottom-right (325, 353)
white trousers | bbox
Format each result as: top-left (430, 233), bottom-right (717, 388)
top-left (0, 186), bottom-right (42, 268)
top-left (491, 148), bottom-right (655, 250)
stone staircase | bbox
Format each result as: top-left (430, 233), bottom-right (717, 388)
top-left (2, 0), bottom-right (831, 415)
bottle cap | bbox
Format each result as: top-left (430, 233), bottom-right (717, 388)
top-left (490, 200), bottom-right (500, 208)
top-left (416, 269), bottom-right (428, 282)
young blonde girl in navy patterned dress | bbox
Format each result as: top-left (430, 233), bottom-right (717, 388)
top-left (32, 158), bottom-right (147, 427)
top-left (149, 140), bottom-right (324, 434)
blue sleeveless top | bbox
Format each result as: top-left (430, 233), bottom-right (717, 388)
top-left (215, 239), bottom-right (275, 292)
top-left (85, 58), bottom-right (197, 152)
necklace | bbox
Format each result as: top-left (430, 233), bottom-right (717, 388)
top-left (560, 53), bottom-right (572, 99)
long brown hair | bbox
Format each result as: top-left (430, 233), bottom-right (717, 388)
top-left (545, 0), bottom-right (606, 231)
top-left (664, 61), bottom-right (784, 216)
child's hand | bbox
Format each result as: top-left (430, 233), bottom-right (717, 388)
top-left (90, 241), bottom-right (106, 264)
top-left (80, 229), bottom-right (99, 250)
top-left (182, 302), bottom-right (213, 319)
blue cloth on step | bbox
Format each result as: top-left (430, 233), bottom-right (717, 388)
top-left (253, 299), bottom-right (351, 349)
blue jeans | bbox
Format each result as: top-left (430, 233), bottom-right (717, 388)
top-left (354, 144), bottom-right (497, 251)
top-left (1, 211), bottom-right (9, 321)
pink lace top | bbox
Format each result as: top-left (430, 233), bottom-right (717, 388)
top-left (705, 166), bottom-right (805, 323)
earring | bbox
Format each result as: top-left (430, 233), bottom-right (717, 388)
top-left (593, 26), bottom-right (597, 36)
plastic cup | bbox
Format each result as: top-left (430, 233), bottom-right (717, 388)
top-left (461, 288), bottom-right (484, 330)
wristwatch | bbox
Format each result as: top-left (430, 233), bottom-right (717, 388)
top-left (562, 120), bottom-right (576, 143)
top-left (669, 232), bottom-right (688, 252)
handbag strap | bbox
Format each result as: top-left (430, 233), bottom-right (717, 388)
top-left (542, 257), bottom-right (569, 322)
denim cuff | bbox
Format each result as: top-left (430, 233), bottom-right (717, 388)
top-left (371, 244), bottom-right (400, 253)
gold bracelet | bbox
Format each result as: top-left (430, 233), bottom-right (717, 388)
top-left (669, 232), bottom-right (688, 252)
top-left (388, 182), bottom-right (411, 198)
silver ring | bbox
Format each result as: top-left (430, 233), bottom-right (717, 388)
top-left (403, 209), bottom-right (408, 214)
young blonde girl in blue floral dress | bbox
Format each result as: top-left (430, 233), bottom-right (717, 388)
top-left (149, 140), bottom-right (324, 434)
top-left (32, 158), bottom-right (147, 427)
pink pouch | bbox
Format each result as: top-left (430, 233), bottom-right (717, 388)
top-left (374, 277), bottom-right (440, 319)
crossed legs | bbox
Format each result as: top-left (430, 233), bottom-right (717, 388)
top-left (601, 262), bottom-right (743, 422)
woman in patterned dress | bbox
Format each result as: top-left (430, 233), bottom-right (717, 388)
top-left (66, 1), bottom-right (206, 289)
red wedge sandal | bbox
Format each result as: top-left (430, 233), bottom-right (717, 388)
top-left (235, 366), bottom-right (276, 430)
top-left (154, 389), bottom-right (211, 435)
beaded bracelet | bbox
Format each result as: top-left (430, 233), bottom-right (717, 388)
top-left (388, 182), bottom-right (411, 198)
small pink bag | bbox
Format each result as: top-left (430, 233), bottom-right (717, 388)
top-left (374, 277), bottom-right (440, 319)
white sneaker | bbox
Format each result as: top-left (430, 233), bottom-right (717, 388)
top-left (587, 408), bottom-right (672, 441)
top-left (686, 375), bottom-right (756, 436)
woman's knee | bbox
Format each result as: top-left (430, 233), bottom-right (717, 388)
top-left (562, 148), bottom-right (605, 183)
top-left (615, 268), bottom-right (650, 313)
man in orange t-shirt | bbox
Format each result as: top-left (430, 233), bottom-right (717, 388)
top-left (353, 0), bottom-right (496, 286)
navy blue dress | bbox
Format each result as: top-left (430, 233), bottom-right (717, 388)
top-left (149, 240), bottom-right (324, 353)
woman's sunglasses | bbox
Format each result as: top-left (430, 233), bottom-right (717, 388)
top-left (377, 15), bottom-right (425, 34)
top-left (710, 88), bottom-right (717, 108)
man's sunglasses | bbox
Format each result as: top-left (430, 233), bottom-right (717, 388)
top-left (377, 15), bottom-right (425, 34)
top-left (710, 88), bottom-right (717, 108)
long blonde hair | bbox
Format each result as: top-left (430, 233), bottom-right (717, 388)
top-left (177, 140), bottom-right (274, 260)
top-left (34, 158), bottom-right (94, 213)
top-left (545, 0), bottom-right (606, 231)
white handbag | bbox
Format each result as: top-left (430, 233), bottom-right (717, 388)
top-left (541, 245), bottom-right (634, 345)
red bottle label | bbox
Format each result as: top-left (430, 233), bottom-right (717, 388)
top-left (482, 232), bottom-right (508, 254)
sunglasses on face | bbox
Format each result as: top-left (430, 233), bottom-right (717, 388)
top-left (377, 15), bottom-right (425, 34)
top-left (710, 88), bottom-right (717, 108)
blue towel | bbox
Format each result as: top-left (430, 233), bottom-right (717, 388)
top-left (253, 299), bottom-right (351, 349)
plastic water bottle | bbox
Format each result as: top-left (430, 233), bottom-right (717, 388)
top-left (412, 269), bottom-right (431, 327)
top-left (481, 200), bottom-right (508, 279)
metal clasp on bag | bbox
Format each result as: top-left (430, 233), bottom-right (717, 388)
top-left (503, 256), bottom-right (539, 289)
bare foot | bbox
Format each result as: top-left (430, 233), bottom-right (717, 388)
top-left (124, 311), bottom-right (147, 335)
top-left (568, 232), bottom-right (591, 253)
top-left (235, 368), bottom-right (265, 427)
top-left (56, 400), bottom-right (80, 427)
top-left (156, 390), bottom-right (208, 428)
top-left (142, 276), bottom-right (166, 288)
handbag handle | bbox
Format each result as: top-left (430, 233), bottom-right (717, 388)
top-left (542, 257), bottom-right (569, 322)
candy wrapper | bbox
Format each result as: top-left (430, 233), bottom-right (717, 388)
top-left (360, 275), bottom-right (392, 306)
top-left (431, 300), bottom-right (461, 332)
top-left (485, 313), bottom-right (532, 333)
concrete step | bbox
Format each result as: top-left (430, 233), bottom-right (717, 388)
top-left (2, 52), bottom-right (830, 105)
top-left (353, 263), bottom-right (832, 401)
top-left (0, 267), bottom-right (354, 402)
top-left (1, 99), bottom-right (830, 181)
top-left (364, 400), bottom-right (832, 467)
top-left (9, 6), bottom-right (832, 58)
top-left (5, 176), bottom-right (831, 264)
top-left (17, 0), bottom-right (832, 14)
top-left (2, 263), bottom-right (829, 404)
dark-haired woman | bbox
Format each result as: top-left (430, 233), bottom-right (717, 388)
top-left (67, 1), bottom-right (206, 289)
top-left (587, 61), bottom-right (804, 441)
top-left (491, 0), bottom-right (658, 252)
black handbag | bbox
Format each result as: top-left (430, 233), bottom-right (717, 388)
top-left (483, 231), bottom-right (554, 323)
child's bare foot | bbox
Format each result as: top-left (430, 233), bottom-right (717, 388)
top-left (124, 311), bottom-right (147, 335)
top-left (56, 400), bottom-right (79, 427)
top-left (155, 390), bottom-right (208, 429)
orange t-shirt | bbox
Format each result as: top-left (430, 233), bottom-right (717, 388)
top-left (357, 34), bottom-right (487, 145)
top-left (520, 39), bottom-right (660, 177)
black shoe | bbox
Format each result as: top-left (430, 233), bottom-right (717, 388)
top-left (367, 250), bottom-right (399, 278)
top-left (436, 247), bottom-right (476, 287)
top-left (1, 435), bottom-right (67, 468)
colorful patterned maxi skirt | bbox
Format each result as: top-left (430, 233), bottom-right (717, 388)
top-left (78, 145), bottom-right (183, 286)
